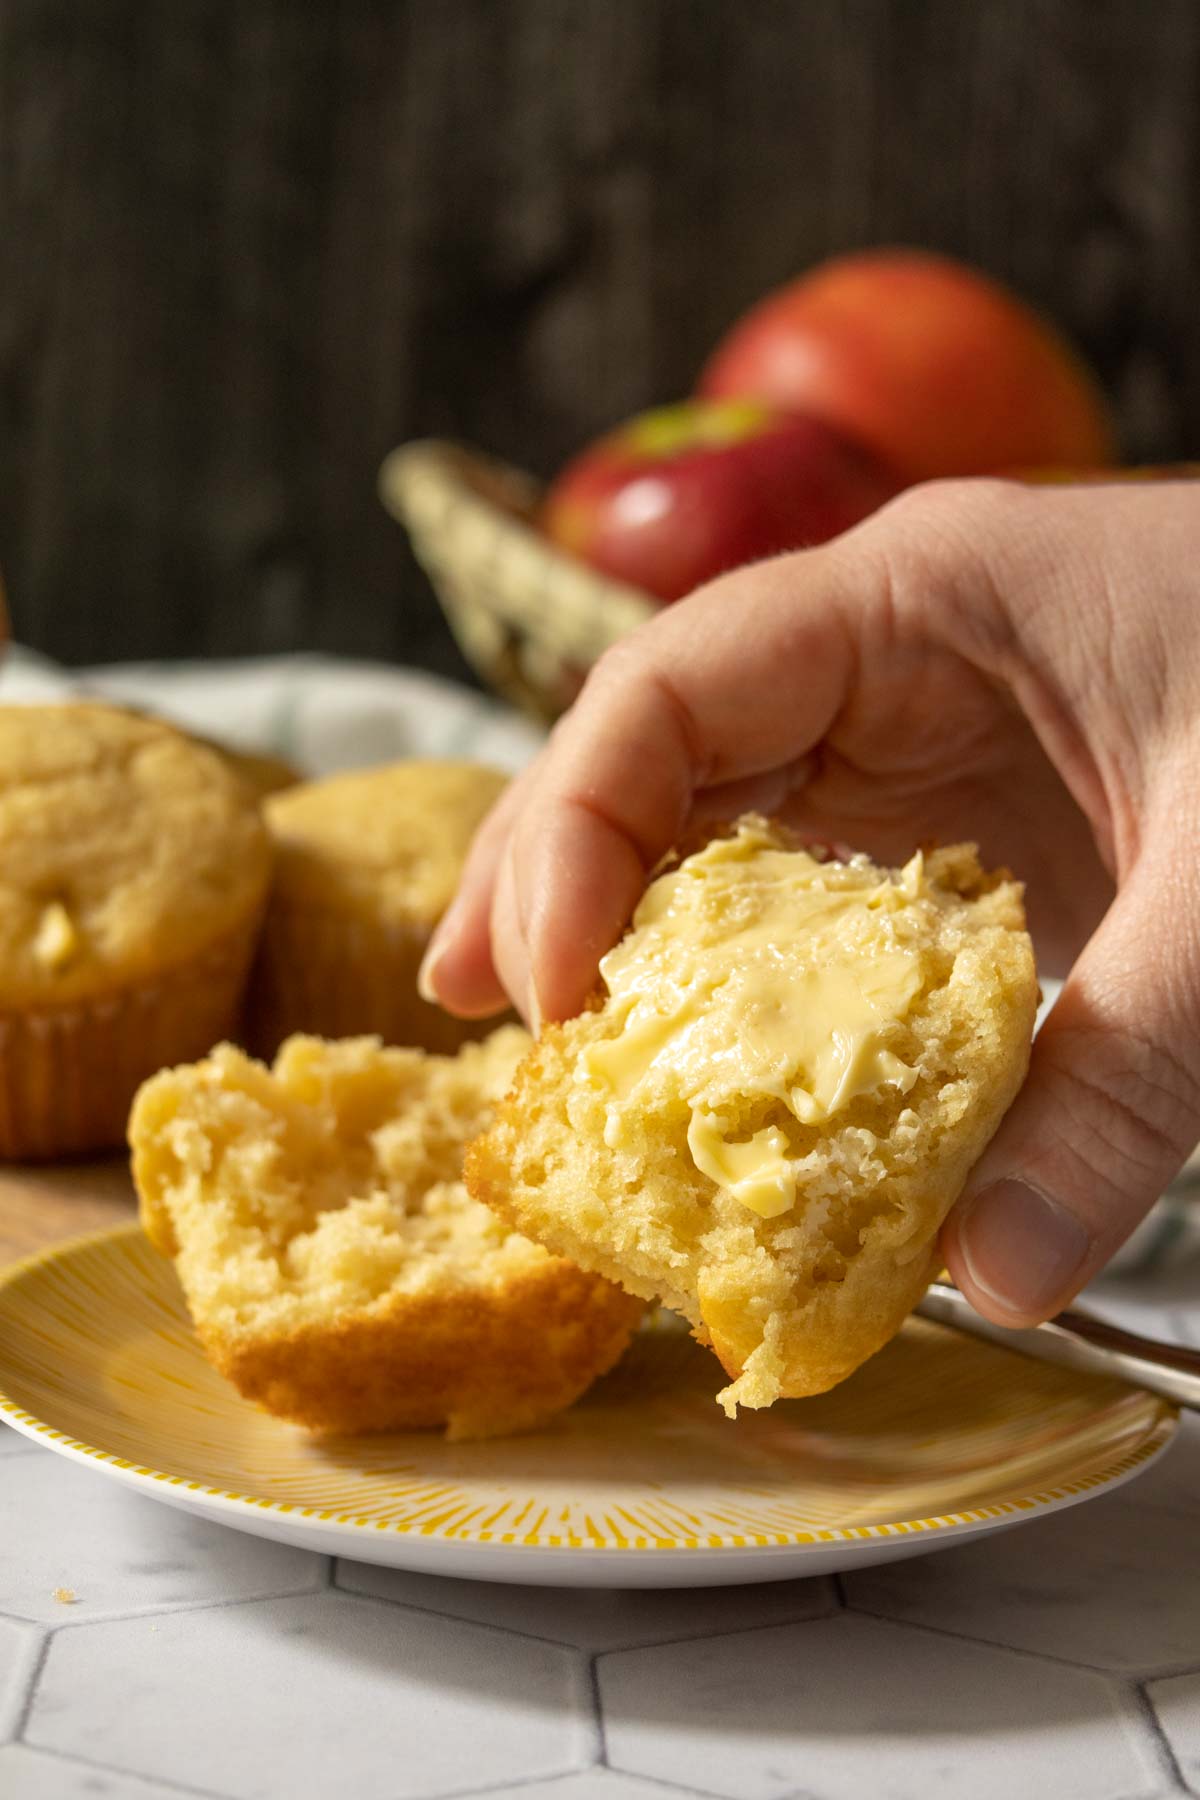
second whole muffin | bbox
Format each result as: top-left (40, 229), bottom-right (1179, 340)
top-left (246, 760), bottom-right (508, 1057)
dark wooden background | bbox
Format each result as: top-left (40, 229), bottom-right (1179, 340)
top-left (3, 0), bottom-right (1200, 680)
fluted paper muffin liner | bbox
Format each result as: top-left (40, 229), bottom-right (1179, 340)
top-left (0, 918), bottom-right (262, 1160)
top-left (245, 904), bottom-right (503, 1059)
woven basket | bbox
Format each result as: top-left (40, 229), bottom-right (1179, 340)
top-left (380, 440), bottom-right (656, 723)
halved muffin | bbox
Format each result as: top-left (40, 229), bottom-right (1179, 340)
top-left (467, 818), bottom-right (1038, 1414)
top-left (130, 1026), bottom-right (642, 1438)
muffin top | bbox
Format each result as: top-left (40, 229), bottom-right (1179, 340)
top-left (0, 704), bottom-right (271, 1007)
top-left (264, 760), bottom-right (507, 929)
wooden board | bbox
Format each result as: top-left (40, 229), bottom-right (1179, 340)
top-left (0, 1157), bottom-right (137, 1267)
top-left (5, 2), bottom-right (1200, 675)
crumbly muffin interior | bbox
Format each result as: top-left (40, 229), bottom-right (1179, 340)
top-left (133, 1026), bottom-right (546, 1341)
top-left (468, 826), bottom-right (1037, 1411)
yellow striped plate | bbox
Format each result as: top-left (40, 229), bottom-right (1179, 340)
top-left (0, 1224), bottom-right (1177, 1587)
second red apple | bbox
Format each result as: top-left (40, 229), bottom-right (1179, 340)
top-left (698, 250), bottom-right (1117, 482)
top-left (541, 399), bottom-right (899, 604)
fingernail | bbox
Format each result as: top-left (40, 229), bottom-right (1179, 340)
top-left (526, 979), bottom-right (543, 1037)
top-left (417, 942), bottom-right (444, 1006)
top-left (957, 1178), bottom-right (1091, 1320)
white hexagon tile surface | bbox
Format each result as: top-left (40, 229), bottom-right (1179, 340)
top-left (25, 1591), bottom-right (592, 1800)
top-left (0, 1615), bottom-right (41, 1744)
top-left (599, 1615), bottom-right (1162, 1800)
top-left (0, 1423), bottom-right (39, 1458)
top-left (0, 1448), bottom-right (324, 1625)
top-left (4, 1361), bottom-right (1200, 1799)
top-left (0, 1745), bottom-right (186, 1798)
top-left (334, 1560), bottom-right (838, 1650)
top-left (488, 1776), bottom-right (685, 1800)
top-left (844, 1488), bottom-right (1200, 1673)
top-left (1149, 1672), bottom-right (1200, 1791)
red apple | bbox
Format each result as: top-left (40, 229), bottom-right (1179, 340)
top-left (541, 398), bottom-right (899, 603)
top-left (698, 249), bottom-right (1117, 483)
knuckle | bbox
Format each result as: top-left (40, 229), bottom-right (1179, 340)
top-left (862, 477), bottom-right (1036, 653)
top-left (582, 626), bottom-right (679, 703)
top-left (571, 638), bottom-right (648, 725)
top-left (566, 633), bottom-right (712, 802)
top-left (1042, 1021), bottom-right (1200, 1187)
top-left (874, 475), bottom-right (1021, 544)
top-left (579, 638), bottom-right (633, 695)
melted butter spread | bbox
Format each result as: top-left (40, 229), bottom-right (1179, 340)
top-left (578, 819), bottom-right (932, 1218)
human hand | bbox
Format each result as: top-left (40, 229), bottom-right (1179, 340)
top-left (420, 479), bottom-right (1200, 1326)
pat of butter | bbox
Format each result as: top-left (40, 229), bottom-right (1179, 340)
top-left (687, 1113), bottom-right (796, 1219)
top-left (578, 819), bottom-right (927, 1219)
top-left (33, 901), bottom-right (81, 972)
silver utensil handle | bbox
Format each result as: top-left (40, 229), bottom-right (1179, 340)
top-left (917, 1282), bottom-right (1200, 1413)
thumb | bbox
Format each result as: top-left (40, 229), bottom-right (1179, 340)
top-left (943, 847), bottom-right (1200, 1325)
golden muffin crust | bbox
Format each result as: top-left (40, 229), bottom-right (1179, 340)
top-left (264, 760), bottom-right (507, 930)
top-left (247, 758), bottom-right (510, 1056)
top-left (0, 703), bottom-right (271, 1009)
top-left (130, 1027), bottom-right (642, 1438)
top-left (466, 820), bottom-right (1038, 1414)
top-left (81, 699), bottom-right (303, 804)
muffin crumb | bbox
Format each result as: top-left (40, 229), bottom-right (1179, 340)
top-left (130, 1026), bottom-right (642, 1437)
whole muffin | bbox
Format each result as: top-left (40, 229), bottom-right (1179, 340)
top-left (0, 703), bottom-right (271, 1159)
top-left (246, 759), bottom-right (507, 1057)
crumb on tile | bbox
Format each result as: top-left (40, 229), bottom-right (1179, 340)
top-left (51, 1586), bottom-right (77, 1605)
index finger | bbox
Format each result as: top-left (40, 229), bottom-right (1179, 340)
top-left (502, 544), bottom-right (864, 1023)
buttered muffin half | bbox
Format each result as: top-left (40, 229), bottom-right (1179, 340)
top-left (466, 818), bottom-right (1037, 1413)
top-left (130, 1027), bottom-right (642, 1439)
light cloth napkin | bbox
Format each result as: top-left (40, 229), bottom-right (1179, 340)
top-left (0, 645), bottom-right (543, 776)
top-left (2, 645), bottom-right (1194, 1278)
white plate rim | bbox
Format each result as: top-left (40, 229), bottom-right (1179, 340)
top-left (0, 1391), bottom-right (1177, 1572)
top-left (0, 1224), bottom-right (1179, 1580)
